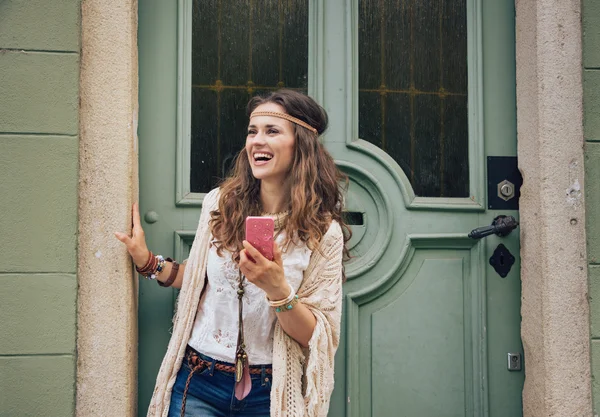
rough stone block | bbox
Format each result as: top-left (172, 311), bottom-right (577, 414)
top-left (0, 136), bottom-right (78, 272)
top-left (586, 143), bottom-right (600, 262)
top-left (584, 0), bottom-right (600, 69)
top-left (0, 355), bottom-right (75, 417)
top-left (0, 274), bottom-right (76, 354)
top-left (0, 0), bottom-right (80, 51)
top-left (0, 51), bottom-right (79, 134)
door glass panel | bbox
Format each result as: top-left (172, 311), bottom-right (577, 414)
top-left (190, 0), bottom-right (309, 193)
top-left (358, 0), bottom-right (468, 197)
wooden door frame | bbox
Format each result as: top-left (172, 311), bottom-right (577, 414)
top-left (75, 0), bottom-right (591, 416)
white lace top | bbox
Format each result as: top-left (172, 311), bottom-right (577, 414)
top-left (187, 232), bottom-right (312, 365)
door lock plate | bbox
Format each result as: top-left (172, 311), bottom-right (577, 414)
top-left (487, 156), bottom-right (523, 210)
top-left (507, 353), bottom-right (522, 371)
top-left (489, 243), bottom-right (515, 278)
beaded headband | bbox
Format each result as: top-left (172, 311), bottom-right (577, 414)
top-left (250, 111), bottom-right (318, 134)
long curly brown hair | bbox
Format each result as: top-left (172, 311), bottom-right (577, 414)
top-left (209, 89), bottom-right (351, 261)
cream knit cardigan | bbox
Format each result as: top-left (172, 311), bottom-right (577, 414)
top-left (148, 188), bottom-right (345, 417)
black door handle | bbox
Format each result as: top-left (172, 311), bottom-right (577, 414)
top-left (468, 215), bottom-right (519, 239)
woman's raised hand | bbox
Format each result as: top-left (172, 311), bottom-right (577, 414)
top-left (239, 240), bottom-right (290, 301)
top-left (114, 202), bottom-right (151, 268)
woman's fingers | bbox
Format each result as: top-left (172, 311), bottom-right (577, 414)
top-left (114, 205), bottom-right (151, 267)
top-left (132, 203), bottom-right (143, 235)
top-left (273, 242), bottom-right (283, 266)
top-left (114, 231), bottom-right (131, 245)
top-left (242, 240), bottom-right (267, 264)
top-left (239, 250), bottom-right (257, 276)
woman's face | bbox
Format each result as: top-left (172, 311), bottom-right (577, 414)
top-left (246, 103), bottom-right (296, 185)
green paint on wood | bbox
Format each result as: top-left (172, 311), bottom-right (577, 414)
top-left (583, 0), bottom-right (600, 69)
top-left (586, 143), bottom-right (600, 263)
top-left (584, 70), bottom-right (600, 141)
top-left (371, 257), bottom-right (467, 416)
top-left (590, 267), bottom-right (600, 338)
top-left (0, 355), bottom-right (75, 417)
top-left (592, 340), bottom-right (600, 415)
top-left (0, 0), bottom-right (80, 51)
top-left (0, 51), bottom-right (79, 134)
top-left (0, 136), bottom-right (78, 273)
top-left (0, 274), bottom-right (76, 354)
top-left (139, 0), bottom-right (522, 415)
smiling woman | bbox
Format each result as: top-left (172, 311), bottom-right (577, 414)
top-left (117, 90), bottom-right (352, 417)
top-left (245, 103), bottom-right (297, 187)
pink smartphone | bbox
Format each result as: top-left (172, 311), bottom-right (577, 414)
top-left (245, 216), bottom-right (275, 261)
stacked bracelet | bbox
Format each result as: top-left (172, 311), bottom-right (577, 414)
top-left (274, 295), bottom-right (299, 313)
top-left (136, 252), bottom-right (178, 287)
top-left (136, 251), bottom-right (157, 278)
top-left (267, 287), bottom-right (300, 313)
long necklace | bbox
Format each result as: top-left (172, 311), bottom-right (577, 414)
top-left (234, 270), bottom-right (251, 399)
top-left (260, 210), bottom-right (290, 231)
top-left (234, 209), bottom-right (290, 399)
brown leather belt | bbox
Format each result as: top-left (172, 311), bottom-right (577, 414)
top-left (186, 346), bottom-right (273, 375)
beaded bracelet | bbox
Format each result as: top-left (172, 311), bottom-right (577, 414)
top-left (274, 295), bottom-right (299, 313)
top-left (136, 252), bottom-right (167, 280)
top-left (149, 255), bottom-right (166, 280)
top-left (267, 287), bottom-right (296, 307)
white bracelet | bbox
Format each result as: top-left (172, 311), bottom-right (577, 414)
top-left (267, 286), bottom-right (295, 307)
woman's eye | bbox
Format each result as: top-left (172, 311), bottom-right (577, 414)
top-left (268, 129), bottom-right (279, 134)
top-left (247, 130), bottom-right (256, 135)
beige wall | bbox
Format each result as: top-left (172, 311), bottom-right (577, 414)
top-left (77, 0), bottom-right (139, 416)
top-left (516, 0), bottom-right (592, 416)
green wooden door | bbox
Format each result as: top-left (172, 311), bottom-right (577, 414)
top-left (138, 0), bottom-right (522, 416)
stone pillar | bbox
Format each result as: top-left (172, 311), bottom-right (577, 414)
top-left (77, 1), bottom-right (139, 416)
top-left (516, 0), bottom-right (592, 415)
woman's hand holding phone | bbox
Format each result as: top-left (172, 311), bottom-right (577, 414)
top-left (239, 217), bottom-right (291, 300)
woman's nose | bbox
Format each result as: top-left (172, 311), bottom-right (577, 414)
top-left (248, 131), bottom-right (267, 145)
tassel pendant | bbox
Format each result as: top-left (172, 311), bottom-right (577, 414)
top-left (234, 361), bottom-right (251, 400)
top-left (235, 356), bottom-right (244, 383)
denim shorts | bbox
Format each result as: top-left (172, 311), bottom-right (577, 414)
top-left (167, 349), bottom-right (272, 417)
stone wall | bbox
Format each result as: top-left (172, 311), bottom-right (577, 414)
top-left (516, 0), bottom-right (592, 415)
top-left (76, 0), bottom-right (139, 416)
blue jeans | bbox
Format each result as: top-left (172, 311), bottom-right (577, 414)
top-left (168, 350), bottom-right (272, 417)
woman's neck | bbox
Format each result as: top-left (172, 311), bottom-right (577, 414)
top-left (259, 180), bottom-right (291, 214)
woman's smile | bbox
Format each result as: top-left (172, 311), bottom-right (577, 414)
top-left (252, 152), bottom-right (274, 166)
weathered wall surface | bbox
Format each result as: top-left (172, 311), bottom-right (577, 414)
top-left (0, 0), bottom-right (81, 416)
top-left (516, 0), bottom-right (592, 416)
top-left (77, 0), bottom-right (139, 416)
top-left (583, 0), bottom-right (600, 414)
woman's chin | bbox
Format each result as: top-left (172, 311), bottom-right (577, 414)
top-left (250, 169), bottom-right (267, 180)
top-left (250, 167), bottom-right (274, 180)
